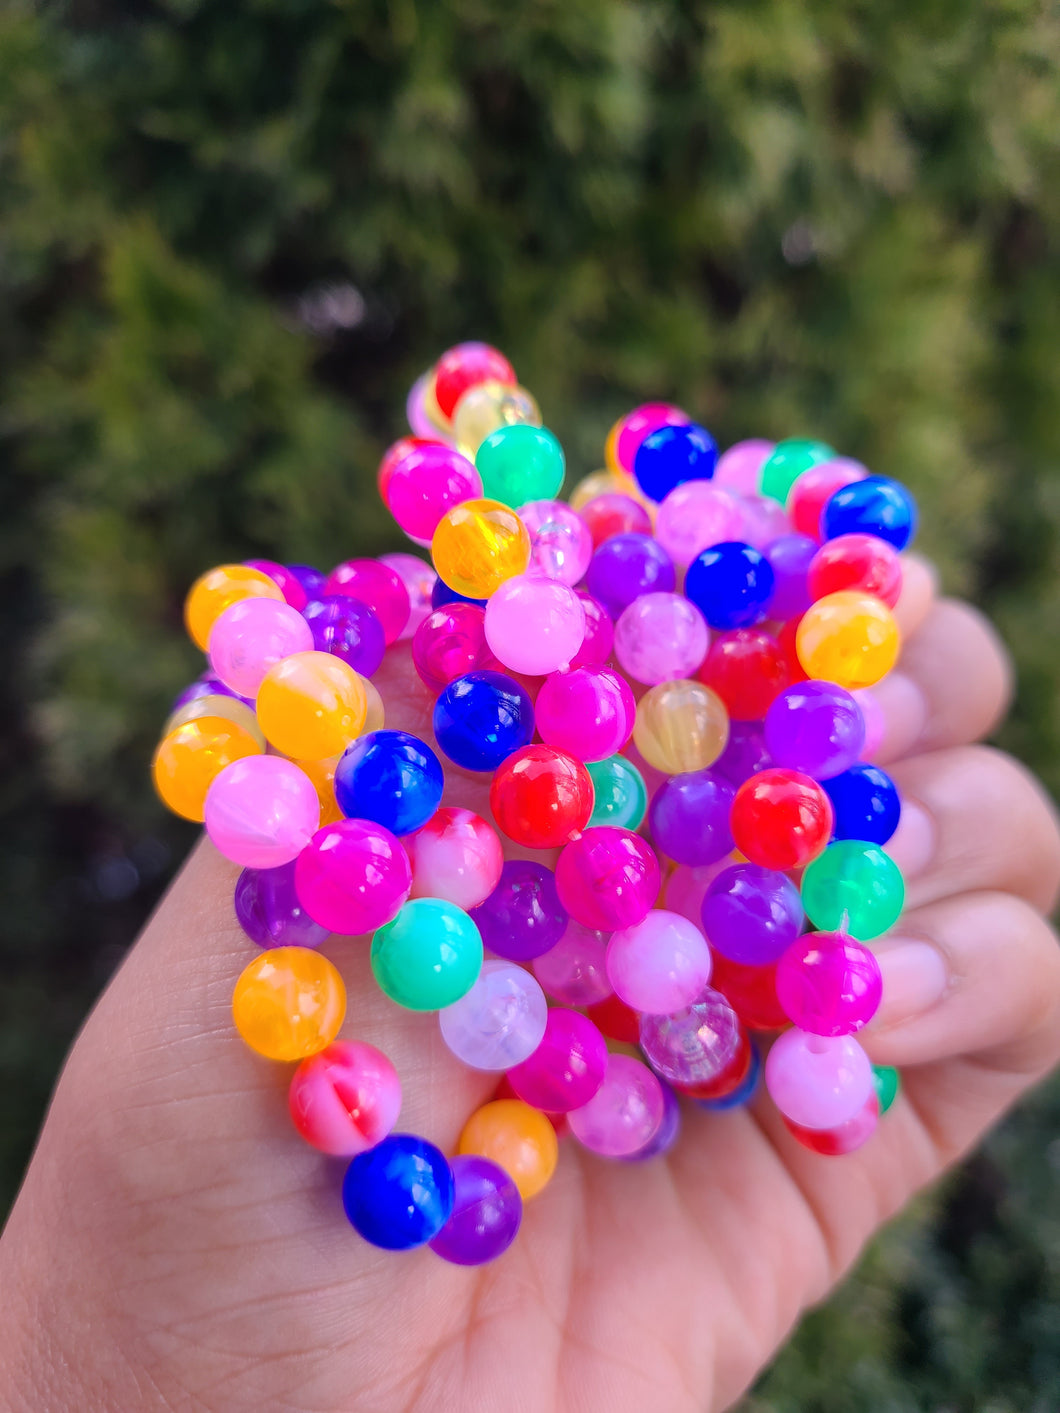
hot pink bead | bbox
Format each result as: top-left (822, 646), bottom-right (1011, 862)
top-left (405, 806), bottom-right (504, 911)
top-left (295, 818), bottom-right (411, 935)
top-left (208, 596), bottom-right (313, 698)
top-left (386, 443), bottom-right (483, 541)
top-left (606, 910), bottom-right (713, 1014)
top-left (536, 665), bottom-right (632, 762)
top-left (245, 559), bottom-right (309, 612)
top-left (764, 1029), bottom-right (874, 1130)
top-left (484, 575), bottom-right (586, 676)
top-left (407, 370), bottom-right (443, 439)
top-left (567, 1053), bottom-right (665, 1157)
top-left (204, 756), bottom-right (320, 868)
top-left (654, 482), bottom-right (744, 567)
top-left (555, 826), bottom-right (660, 931)
top-left (713, 439), bottom-right (775, 496)
top-left (614, 403), bottom-right (688, 474)
top-left (379, 552), bottom-right (437, 638)
top-left (614, 592), bottom-right (709, 685)
top-left (737, 494), bottom-right (792, 550)
top-left (664, 860), bottom-right (733, 926)
top-left (412, 603), bottom-right (494, 692)
top-left (775, 931), bottom-right (882, 1036)
top-left (532, 919), bottom-right (613, 1005)
top-left (323, 559), bottom-right (410, 644)
top-left (569, 593), bottom-right (614, 669)
top-left (520, 500), bottom-right (594, 586)
top-left (506, 1008), bottom-right (608, 1113)
top-left (853, 688), bottom-right (885, 760)
top-left (288, 1040), bottom-right (402, 1157)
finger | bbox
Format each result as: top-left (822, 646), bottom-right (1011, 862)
top-left (892, 553), bottom-right (938, 639)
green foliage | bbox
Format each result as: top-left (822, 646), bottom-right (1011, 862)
top-left (3, 0), bottom-right (1060, 1403)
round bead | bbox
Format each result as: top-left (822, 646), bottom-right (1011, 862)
top-left (654, 481), bottom-right (743, 567)
top-left (684, 541), bottom-right (775, 630)
top-left (432, 577), bottom-right (487, 610)
top-left (713, 439), bottom-right (775, 495)
top-left (822, 763), bottom-right (901, 844)
top-left (232, 947), bottom-right (346, 1061)
top-left (759, 439), bottom-right (835, 504)
top-left (664, 859), bottom-right (733, 927)
top-left (649, 768), bottom-right (735, 866)
top-left (586, 992), bottom-right (641, 1043)
top-left (520, 500), bottom-right (594, 585)
top-left (696, 1041), bottom-right (762, 1111)
top-left (333, 729), bottom-right (443, 836)
top-left (821, 475), bottom-right (917, 550)
top-left (586, 533), bottom-right (675, 618)
top-left (207, 597), bottom-right (312, 698)
top-left (152, 716), bottom-right (263, 822)
top-left (586, 754), bottom-right (647, 830)
top-left (439, 959), bottom-right (548, 1070)
top-left (434, 342), bottom-right (516, 419)
top-left (536, 666), bottom-right (632, 762)
top-left (470, 859), bottom-right (568, 961)
top-left (787, 457), bottom-right (866, 539)
top-left (764, 1029), bottom-right (874, 1130)
top-left (184, 563), bottom-right (284, 651)
top-left (633, 679), bottom-right (729, 774)
top-left (323, 559), bottom-right (410, 644)
top-left (714, 720), bottom-right (772, 787)
top-left (406, 370), bottom-right (436, 437)
top-left (569, 469), bottom-right (629, 511)
top-left (532, 919), bottom-right (612, 1006)
top-left (638, 986), bottom-right (740, 1087)
top-left (342, 1134), bottom-right (454, 1251)
top-left (580, 492), bottom-right (653, 547)
top-left (303, 596), bottom-right (386, 677)
top-left (853, 687), bottom-right (885, 759)
top-left (763, 533), bottom-right (816, 620)
top-left (475, 423), bottom-right (565, 506)
top-left (169, 675), bottom-right (249, 713)
top-left (386, 443), bottom-right (483, 541)
top-left (701, 862), bottom-right (804, 965)
top-left (606, 910), bottom-right (713, 1014)
top-left (484, 575), bottom-right (586, 676)
top-left (256, 651), bottom-right (367, 760)
top-left (234, 859), bottom-right (329, 949)
top-left (729, 768), bottom-right (833, 870)
top-left (873, 1064), bottom-right (901, 1115)
top-left (632, 421), bottom-right (717, 502)
top-left (296, 753), bottom-right (344, 827)
top-left (506, 1008), bottom-right (608, 1113)
top-left (800, 839), bottom-right (905, 940)
top-left (406, 807), bottom-right (504, 911)
top-left (203, 756), bottom-right (319, 869)
top-left (776, 931), bottom-right (882, 1036)
top-left (378, 552), bottom-right (436, 638)
top-left (555, 827), bottom-right (660, 931)
top-left (698, 629), bottom-right (790, 722)
top-left (808, 533), bottom-right (902, 608)
top-left (431, 498), bottom-right (531, 599)
top-left (619, 1079), bottom-right (682, 1161)
top-left (676, 1027), bottom-right (755, 1101)
top-left (569, 592), bottom-right (614, 668)
top-left (764, 680), bottom-right (866, 780)
top-left (614, 592), bottom-right (709, 685)
top-left (568, 1053), bottom-right (665, 1157)
top-left (289, 1041), bottom-right (402, 1157)
top-left (737, 495), bottom-right (793, 551)
top-left (371, 897), bottom-right (483, 1011)
top-left (453, 380), bottom-right (541, 460)
top-left (295, 819), bottom-right (411, 935)
top-left (613, 402), bottom-right (688, 474)
top-left (709, 950), bottom-right (788, 1030)
top-left (412, 603), bottom-right (494, 692)
top-left (377, 435), bottom-right (444, 503)
top-left (783, 1090), bottom-right (879, 1154)
top-left (457, 1099), bottom-right (558, 1201)
top-left (245, 558), bottom-right (309, 612)
top-left (286, 563), bottom-right (327, 600)
top-left (433, 670), bottom-right (534, 771)
top-left (428, 1155), bottom-right (523, 1266)
top-left (489, 744), bottom-right (594, 850)
top-left (795, 590), bottom-right (901, 690)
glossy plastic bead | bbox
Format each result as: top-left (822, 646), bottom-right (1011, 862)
top-left (784, 1090), bottom-right (879, 1154)
top-left (787, 457), bottom-right (866, 539)
top-left (765, 1029), bottom-right (874, 1130)
top-left (406, 807), bottom-right (504, 911)
top-left (808, 533), bottom-right (902, 608)
top-left (432, 498), bottom-right (531, 599)
top-left (286, 563), bottom-right (326, 600)
top-left (763, 534), bottom-right (816, 620)
top-left (713, 439), bottom-right (774, 495)
top-left (800, 839), bottom-right (905, 940)
top-left (520, 499), bottom-right (593, 585)
top-left (568, 1053), bottom-right (665, 1157)
top-left (152, 716), bottom-right (263, 822)
top-left (333, 729), bottom-right (443, 836)
top-left (506, 1008), bottom-right (608, 1113)
top-left (730, 768), bottom-right (833, 870)
top-left (535, 665), bottom-right (632, 763)
top-left (685, 541), bottom-right (775, 630)
top-left (434, 342), bottom-right (516, 419)
top-left (822, 763), bottom-right (901, 844)
top-left (484, 574), bottom-right (585, 675)
top-left (569, 592), bottom-right (614, 669)
top-left (555, 826), bottom-right (660, 931)
top-left (377, 435), bottom-right (443, 503)
top-left (289, 1041), bottom-right (402, 1156)
top-left (323, 559), bottom-right (410, 644)
top-left (796, 590), bottom-right (901, 690)
top-left (586, 532), bottom-right (674, 618)
top-left (295, 819), bottom-right (411, 935)
top-left (696, 1041), bottom-right (762, 1111)
top-left (649, 768), bottom-right (735, 866)
top-left (620, 1078), bottom-right (682, 1160)
top-left (234, 859), bottom-right (329, 949)
top-left (406, 369), bottom-right (440, 437)
top-left (874, 1064), bottom-right (901, 1115)
top-left (821, 475), bottom-right (917, 550)
top-left (205, 597), bottom-right (310, 697)
top-left (169, 673), bottom-right (248, 712)
top-left (586, 754), bottom-right (647, 830)
top-left (432, 578), bottom-right (487, 610)
top-left (475, 423), bottom-right (565, 507)
top-left (633, 421), bottom-right (717, 502)
top-left (664, 860), bottom-right (732, 928)
top-left (429, 1155), bottom-right (522, 1266)
top-left (698, 628), bottom-right (790, 721)
top-left (638, 986), bottom-right (741, 1087)
top-left (296, 754), bottom-right (344, 827)
top-left (654, 480), bottom-right (743, 567)
top-left (569, 469), bottom-right (629, 511)
top-left (606, 910), bottom-right (713, 1014)
top-left (470, 859), bottom-right (568, 961)
top-left (439, 959), bottom-right (548, 1070)
top-left (343, 1133), bottom-right (454, 1251)
top-left (776, 931), bottom-right (882, 1036)
top-left (764, 681), bottom-right (865, 780)
top-left (371, 897), bottom-right (482, 1011)
top-left (433, 670), bottom-right (534, 771)
top-left (676, 1026), bottom-right (754, 1101)
top-left (184, 564), bottom-right (285, 651)
top-left (232, 947), bottom-right (346, 1061)
top-left (614, 592), bottom-right (709, 684)
top-left (489, 744), bottom-right (593, 850)
top-left (204, 756), bottom-right (318, 868)
top-left (256, 651), bottom-right (367, 760)
top-left (412, 603), bottom-right (493, 692)
top-left (453, 380), bottom-right (541, 460)
top-left (759, 439), bottom-right (835, 505)
top-left (387, 443), bottom-right (483, 541)
top-left (303, 595), bottom-right (386, 677)
top-left (378, 552), bottom-right (436, 638)
top-left (586, 992), bottom-right (641, 1044)
top-left (245, 558), bottom-right (309, 612)
top-left (633, 679), bottom-right (729, 774)
top-left (737, 494), bottom-right (793, 551)
top-left (532, 919), bottom-right (612, 1006)
top-left (613, 403), bottom-right (688, 474)
top-left (714, 720), bottom-right (772, 788)
top-left (701, 862), bottom-right (804, 965)
top-left (580, 492), bottom-right (653, 547)
top-left (709, 950), bottom-right (788, 1030)
top-left (457, 1099), bottom-right (558, 1201)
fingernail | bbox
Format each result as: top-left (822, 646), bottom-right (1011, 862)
top-left (869, 670), bottom-right (929, 759)
top-left (874, 938), bottom-right (950, 1025)
top-left (884, 799), bottom-right (936, 879)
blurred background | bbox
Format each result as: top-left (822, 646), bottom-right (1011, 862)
top-left (3, 0), bottom-right (1060, 1406)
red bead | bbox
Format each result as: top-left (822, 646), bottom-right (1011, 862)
top-left (580, 493), bottom-right (653, 548)
top-left (788, 460), bottom-right (866, 540)
top-left (586, 993), bottom-right (641, 1045)
top-left (377, 435), bottom-right (446, 504)
top-left (709, 951), bottom-right (788, 1030)
top-left (729, 768), bottom-right (833, 871)
top-left (698, 628), bottom-right (790, 721)
top-left (782, 1091), bottom-right (879, 1154)
top-left (674, 1027), bottom-right (753, 1100)
top-left (489, 744), bottom-right (594, 850)
top-left (434, 342), bottom-right (516, 419)
top-left (807, 533), bottom-right (903, 608)
top-left (776, 617), bottom-right (809, 684)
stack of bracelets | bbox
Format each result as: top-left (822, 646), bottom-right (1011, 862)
top-left (152, 341), bottom-right (914, 1266)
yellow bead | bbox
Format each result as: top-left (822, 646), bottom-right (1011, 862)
top-left (452, 380), bottom-right (542, 460)
top-left (184, 564), bottom-right (284, 651)
top-left (256, 650), bottom-right (367, 760)
top-left (431, 497), bottom-right (531, 598)
top-left (232, 947), bottom-right (346, 1062)
top-left (362, 675), bottom-right (386, 734)
top-left (457, 1099), bottom-right (558, 1201)
top-left (796, 590), bottom-right (900, 689)
top-left (604, 417), bottom-right (624, 475)
top-left (295, 754), bottom-right (344, 826)
top-left (151, 716), bottom-right (263, 821)
top-left (162, 693), bottom-right (265, 749)
top-left (633, 679), bottom-right (729, 774)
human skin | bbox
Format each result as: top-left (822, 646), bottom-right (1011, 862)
top-left (2, 560), bottom-right (1060, 1413)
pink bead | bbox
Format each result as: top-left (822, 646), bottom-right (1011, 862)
top-left (245, 559), bottom-right (309, 612)
top-left (288, 1040), bottom-right (402, 1157)
top-left (713, 439), bottom-right (775, 496)
top-left (204, 756), bottom-right (319, 868)
top-left (484, 575), bottom-right (586, 676)
top-left (567, 1053), bottom-right (665, 1157)
top-left (207, 596), bottom-right (313, 698)
top-left (555, 826), bottom-right (660, 931)
top-left (520, 500), bottom-right (594, 585)
top-left (783, 1090), bottom-right (879, 1155)
top-left (606, 910), bottom-right (713, 1014)
top-left (853, 687), bottom-right (885, 760)
top-left (323, 559), bottom-right (410, 644)
top-left (379, 552), bottom-right (437, 638)
top-left (569, 593), bottom-right (614, 669)
top-left (407, 370), bottom-right (442, 439)
top-left (788, 457), bottom-right (867, 540)
top-left (387, 443), bottom-right (483, 541)
top-left (614, 592), bottom-right (709, 684)
top-left (615, 403), bottom-right (688, 474)
top-left (536, 665), bottom-right (632, 762)
top-left (737, 494), bottom-right (792, 550)
top-left (663, 860), bottom-right (733, 926)
top-left (764, 1029), bottom-right (874, 1130)
top-left (295, 819), bottom-right (411, 935)
top-left (412, 603), bottom-right (494, 692)
top-left (532, 919), bottom-right (613, 1005)
top-left (406, 807), bottom-right (504, 911)
top-left (506, 1008), bottom-right (608, 1113)
top-left (775, 931), bottom-right (882, 1036)
top-left (439, 959), bottom-right (549, 1070)
top-left (654, 482), bottom-right (744, 567)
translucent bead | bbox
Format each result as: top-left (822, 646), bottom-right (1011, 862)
top-left (736, 495), bottom-right (793, 550)
top-left (808, 533), bottom-right (902, 608)
top-left (649, 768), bottom-right (734, 866)
top-left (475, 423), bottom-right (565, 506)
top-left (457, 1099), bottom-right (558, 1200)
top-left (484, 574), bottom-right (586, 675)
top-left (800, 839), bottom-right (905, 940)
top-left (663, 860), bottom-right (733, 928)
top-left (519, 500), bottom-right (593, 585)
top-left (343, 1133), bottom-right (454, 1251)
top-left (787, 457), bottom-right (866, 539)
top-left (614, 592), bottom-right (709, 685)
top-left (654, 481), bottom-right (743, 567)
top-left (295, 754), bottom-right (344, 827)
top-left (453, 380), bottom-right (542, 460)
top-left (439, 959), bottom-right (548, 1069)
top-left (428, 1155), bottom-right (523, 1266)
top-left (764, 1029), bottom-right (874, 1130)
top-left (676, 1027), bottom-right (755, 1101)
top-left (295, 819), bottom-right (411, 935)
top-left (489, 743), bottom-right (594, 850)
top-left (874, 1064), bottom-right (901, 1115)
top-left (333, 729), bottom-right (444, 836)
top-left (729, 767), bottom-right (833, 870)
top-left (853, 687), bottom-right (885, 759)
top-left (709, 951), bottom-right (788, 1030)
top-left (234, 859), bottom-right (329, 949)
top-left (700, 862), bottom-right (804, 965)
top-left (204, 755), bottom-right (319, 869)
top-left (432, 670), bottom-right (535, 771)
top-left (362, 676), bottom-right (386, 734)
top-left (586, 532), bottom-right (674, 618)
top-left (618, 1078), bottom-right (682, 1161)
top-left (378, 552), bottom-right (437, 638)
top-left (162, 693), bottom-right (264, 751)
top-left (386, 443), bottom-right (483, 541)
top-left (775, 931), bottom-right (882, 1036)
top-left (532, 919), bottom-right (612, 1005)
top-left (698, 628), bottom-right (790, 722)
top-left (244, 558), bottom-right (309, 612)
top-left (536, 665), bottom-right (633, 762)
top-left (632, 421), bottom-right (717, 503)
top-left (286, 563), bottom-right (326, 601)
top-left (569, 592), bottom-right (614, 668)
top-left (470, 859), bottom-right (568, 961)
top-left (695, 1040), bottom-right (763, 1111)
top-left (555, 826), bottom-right (660, 931)
top-left (434, 342), bottom-right (516, 419)
top-left (412, 603), bottom-right (494, 692)
top-left (431, 498), bottom-right (531, 599)
top-left (586, 754), bottom-right (647, 830)
top-left (764, 680), bottom-right (865, 780)
top-left (685, 540), bottom-right (775, 629)
top-left (758, 439), bottom-right (835, 504)
top-left (569, 468), bottom-right (630, 511)
top-left (506, 1008), bottom-right (608, 1113)
top-left (256, 651), bottom-right (367, 760)
top-left (606, 910), bottom-right (713, 1014)
top-left (232, 946), bottom-right (346, 1061)
top-left (205, 596), bottom-right (312, 699)
top-left (821, 475), bottom-right (917, 550)
top-left (152, 716), bottom-right (263, 822)
top-left (638, 986), bottom-right (741, 1087)
top-left (713, 438), bottom-right (774, 495)
top-left (633, 679), bottom-right (729, 774)
top-left (406, 370), bottom-right (438, 439)
top-left (377, 435), bottom-right (444, 504)
top-left (763, 533), bottom-right (816, 620)
top-left (783, 1090), bottom-right (879, 1154)
top-left (580, 492), bottom-right (653, 547)
top-left (406, 807), bottom-right (504, 911)
top-left (713, 720), bottom-right (772, 788)
top-left (303, 596), bottom-right (386, 678)
top-left (288, 1040), bottom-right (402, 1156)
top-left (371, 897), bottom-right (483, 1011)
top-left (323, 559), bottom-right (410, 643)
top-left (184, 563), bottom-right (284, 651)
top-left (795, 590), bottom-right (901, 690)
top-left (612, 402), bottom-right (688, 474)
top-left (568, 1053), bottom-right (665, 1157)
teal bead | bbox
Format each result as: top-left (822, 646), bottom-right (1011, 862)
top-left (587, 755), bottom-right (647, 830)
top-left (873, 1064), bottom-right (901, 1115)
top-left (475, 423), bottom-right (565, 507)
top-left (371, 898), bottom-right (483, 1011)
top-left (759, 439), bottom-right (835, 505)
top-left (800, 839), bottom-right (905, 940)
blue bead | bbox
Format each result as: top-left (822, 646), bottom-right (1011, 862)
top-left (433, 670), bottom-right (534, 771)
top-left (696, 1042), bottom-right (762, 1112)
top-left (342, 1134), bottom-right (455, 1250)
top-left (822, 763), bottom-right (901, 845)
top-left (820, 476), bottom-right (917, 550)
top-left (633, 421), bottom-right (717, 503)
top-left (432, 577), bottom-right (487, 610)
top-left (684, 541), bottom-right (775, 629)
top-left (333, 729), bottom-right (444, 835)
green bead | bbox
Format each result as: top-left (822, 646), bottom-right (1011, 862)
top-left (587, 754), bottom-right (647, 829)
top-left (873, 1064), bottom-right (901, 1115)
top-left (475, 423), bottom-right (565, 506)
top-left (800, 839), bottom-right (904, 940)
top-left (759, 438), bottom-right (835, 505)
top-left (371, 898), bottom-right (483, 1011)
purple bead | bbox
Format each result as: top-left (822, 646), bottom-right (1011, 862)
top-left (639, 986), bottom-right (741, 1087)
top-left (649, 769), bottom-right (735, 867)
top-left (428, 1155), bottom-right (522, 1266)
top-left (303, 596), bottom-right (387, 677)
top-left (700, 863), bottom-right (803, 965)
top-left (764, 680), bottom-right (866, 780)
top-left (234, 859), bottom-right (330, 949)
top-left (170, 678), bottom-right (219, 711)
top-left (471, 859), bottom-right (569, 961)
top-left (763, 534), bottom-right (816, 620)
top-left (714, 721), bottom-right (772, 787)
top-left (620, 1080), bottom-right (682, 1161)
top-left (287, 563), bottom-right (327, 599)
top-left (585, 533), bottom-right (675, 619)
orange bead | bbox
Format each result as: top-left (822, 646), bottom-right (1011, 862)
top-left (256, 650), bottom-right (367, 760)
top-left (457, 1098), bottom-right (559, 1201)
top-left (431, 498), bottom-right (530, 599)
top-left (295, 755), bottom-right (344, 826)
top-left (184, 564), bottom-right (284, 651)
top-left (362, 675), bottom-right (386, 734)
top-left (232, 947), bottom-right (346, 1062)
top-left (795, 590), bottom-right (900, 689)
top-left (162, 693), bottom-right (265, 749)
top-left (151, 716), bottom-right (263, 821)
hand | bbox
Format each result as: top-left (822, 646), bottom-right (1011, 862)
top-left (3, 562), bottom-right (1059, 1413)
